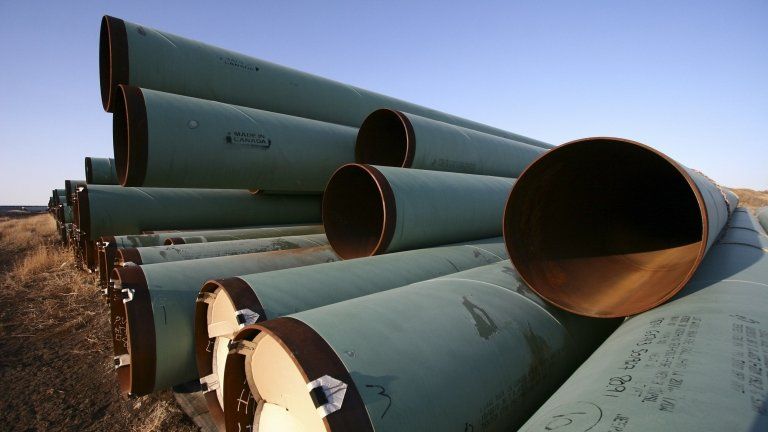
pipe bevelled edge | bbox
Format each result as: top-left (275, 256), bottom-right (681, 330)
top-left (123, 268), bottom-right (157, 396)
top-left (100, 15), bottom-right (129, 112)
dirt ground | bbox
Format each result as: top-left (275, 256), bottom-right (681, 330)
top-left (0, 215), bottom-right (197, 432)
top-left (728, 188), bottom-right (768, 210)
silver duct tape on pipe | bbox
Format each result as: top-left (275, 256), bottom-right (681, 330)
top-left (224, 262), bottom-right (620, 431)
top-left (110, 246), bottom-right (339, 396)
top-left (195, 238), bottom-right (508, 425)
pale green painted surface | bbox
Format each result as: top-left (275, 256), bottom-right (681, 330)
top-left (82, 185), bottom-right (320, 240)
top-left (290, 262), bottom-right (618, 431)
top-left (85, 157), bottom-right (119, 184)
top-left (115, 17), bottom-right (551, 149)
top-left (144, 246), bottom-right (340, 391)
top-left (758, 206), bottom-right (768, 235)
top-left (133, 233), bottom-right (327, 264)
top-left (244, 238), bottom-right (508, 318)
top-left (110, 225), bottom-right (323, 248)
top-left (519, 211), bottom-right (768, 432)
top-left (374, 166), bottom-right (515, 253)
top-left (402, 111), bottom-right (546, 176)
top-left (138, 88), bottom-right (356, 192)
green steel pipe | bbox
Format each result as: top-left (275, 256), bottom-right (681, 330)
top-left (195, 238), bottom-right (508, 426)
top-left (64, 179), bottom-right (86, 206)
top-left (113, 85), bottom-right (356, 191)
top-left (166, 225), bottom-right (324, 245)
top-left (97, 225), bottom-right (324, 294)
top-left (62, 205), bottom-right (73, 224)
top-left (519, 210), bottom-right (768, 432)
top-left (117, 233), bottom-right (328, 266)
top-left (110, 246), bottom-right (339, 396)
top-left (85, 156), bottom-right (119, 184)
top-left (99, 16), bottom-right (551, 150)
top-left (223, 261), bottom-right (621, 432)
top-left (504, 137), bottom-right (738, 318)
top-left (78, 184), bottom-right (321, 241)
top-left (356, 109), bottom-right (546, 177)
top-left (323, 164), bottom-right (515, 259)
top-left (758, 206), bottom-right (768, 234)
top-left (52, 188), bottom-right (66, 206)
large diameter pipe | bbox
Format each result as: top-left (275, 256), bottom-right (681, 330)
top-left (99, 16), bottom-right (550, 150)
top-left (503, 137), bottom-right (738, 318)
top-left (97, 225), bottom-right (323, 294)
top-left (356, 109), bottom-right (546, 177)
top-left (195, 238), bottom-right (508, 426)
top-left (323, 164), bottom-right (514, 259)
top-left (113, 85), bottom-right (356, 191)
top-left (117, 233), bottom-right (328, 266)
top-left (759, 206), bottom-right (768, 234)
top-left (223, 261), bottom-right (620, 432)
top-left (111, 246), bottom-right (339, 396)
top-left (85, 156), bottom-right (119, 184)
top-left (166, 225), bottom-right (324, 245)
top-left (518, 211), bottom-right (768, 432)
top-left (78, 184), bottom-right (321, 241)
top-left (64, 179), bottom-right (86, 206)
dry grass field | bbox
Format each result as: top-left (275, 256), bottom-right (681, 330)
top-left (728, 188), bottom-right (768, 210)
top-left (0, 214), bottom-right (197, 431)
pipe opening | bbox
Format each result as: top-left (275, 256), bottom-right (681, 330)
top-left (322, 164), bottom-right (392, 259)
top-left (355, 109), bottom-right (414, 167)
top-left (504, 138), bottom-right (705, 317)
top-left (113, 85), bottom-right (148, 186)
top-left (85, 158), bottom-right (94, 183)
top-left (99, 16), bottom-right (128, 112)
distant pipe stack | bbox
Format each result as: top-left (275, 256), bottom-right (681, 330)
top-left (503, 137), bottom-right (738, 317)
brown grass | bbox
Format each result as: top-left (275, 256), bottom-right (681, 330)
top-left (728, 188), bottom-right (768, 211)
top-left (0, 214), bottom-right (196, 431)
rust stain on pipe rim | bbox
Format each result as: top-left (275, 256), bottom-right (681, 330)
top-left (355, 109), bottom-right (415, 167)
top-left (117, 247), bottom-right (143, 265)
top-left (503, 137), bottom-right (708, 318)
top-left (99, 15), bottom-right (129, 112)
top-left (322, 164), bottom-right (396, 259)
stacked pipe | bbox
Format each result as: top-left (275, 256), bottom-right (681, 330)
top-left (40, 13), bottom-right (759, 432)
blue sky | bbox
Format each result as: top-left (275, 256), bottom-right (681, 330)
top-left (1, 0), bottom-right (766, 204)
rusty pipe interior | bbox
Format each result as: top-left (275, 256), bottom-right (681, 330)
top-left (355, 109), bottom-right (414, 167)
top-left (503, 137), bottom-right (706, 318)
top-left (322, 164), bottom-right (392, 259)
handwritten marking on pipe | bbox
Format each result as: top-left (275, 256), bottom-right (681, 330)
top-left (365, 384), bottom-right (392, 419)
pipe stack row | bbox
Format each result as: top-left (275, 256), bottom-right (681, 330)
top-left (44, 14), bottom-right (767, 432)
